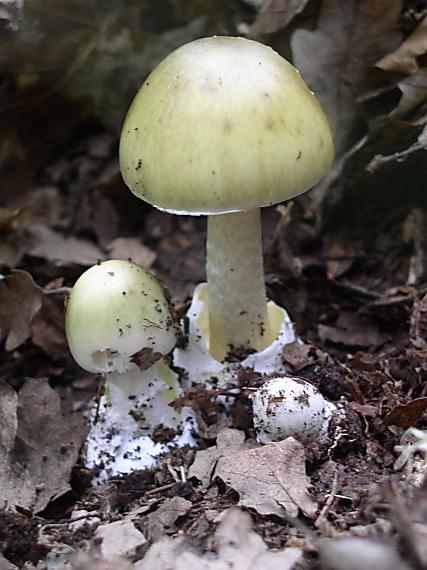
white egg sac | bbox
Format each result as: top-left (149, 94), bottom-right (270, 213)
top-left (251, 376), bottom-right (336, 444)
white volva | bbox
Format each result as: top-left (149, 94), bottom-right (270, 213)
top-left (65, 260), bottom-right (195, 480)
top-left (251, 376), bottom-right (336, 444)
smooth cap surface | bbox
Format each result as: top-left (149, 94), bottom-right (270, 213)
top-left (120, 36), bottom-right (334, 215)
top-left (65, 260), bottom-right (175, 373)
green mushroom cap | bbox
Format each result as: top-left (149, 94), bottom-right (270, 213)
top-left (65, 260), bottom-right (175, 374)
top-left (119, 36), bottom-right (334, 215)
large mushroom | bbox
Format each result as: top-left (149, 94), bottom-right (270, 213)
top-left (119, 36), bottom-right (333, 363)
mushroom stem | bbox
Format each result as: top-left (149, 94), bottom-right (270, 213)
top-left (206, 208), bottom-right (271, 360)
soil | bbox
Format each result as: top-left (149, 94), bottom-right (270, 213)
top-left (0, 124), bottom-right (426, 569)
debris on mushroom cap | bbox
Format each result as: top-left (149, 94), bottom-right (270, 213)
top-left (251, 376), bottom-right (336, 444)
top-left (119, 36), bottom-right (334, 215)
top-left (65, 259), bottom-right (176, 374)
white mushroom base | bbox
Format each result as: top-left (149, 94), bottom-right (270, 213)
top-left (85, 360), bottom-right (196, 482)
top-left (174, 283), bottom-right (297, 386)
top-left (251, 376), bottom-right (336, 444)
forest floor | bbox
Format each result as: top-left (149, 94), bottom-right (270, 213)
top-left (0, 124), bottom-right (426, 570)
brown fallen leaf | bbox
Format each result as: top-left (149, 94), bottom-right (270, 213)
top-left (215, 437), bottom-right (317, 518)
top-left (250, 0), bottom-right (310, 36)
top-left (13, 378), bottom-right (87, 513)
top-left (0, 269), bottom-right (43, 351)
top-left (318, 311), bottom-right (384, 348)
top-left (27, 224), bottom-right (104, 266)
top-left (31, 292), bottom-right (69, 362)
top-left (0, 381), bottom-right (37, 509)
top-left (282, 342), bottom-right (323, 371)
top-left (143, 496), bottom-right (192, 541)
top-left (376, 16), bottom-right (427, 75)
top-left (107, 237), bottom-right (156, 269)
top-left (189, 428), bottom-right (248, 487)
top-left (383, 397), bottom-right (427, 429)
top-left (93, 519), bottom-right (147, 561)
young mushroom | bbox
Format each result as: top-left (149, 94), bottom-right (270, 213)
top-left (65, 259), bottom-right (194, 479)
top-left (119, 36), bottom-right (333, 364)
top-left (250, 376), bottom-right (336, 444)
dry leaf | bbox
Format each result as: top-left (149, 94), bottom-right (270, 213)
top-left (0, 381), bottom-right (37, 509)
top-left (93, 520), bottom-right (147, 560)
top-left (143, 496), bottom-right (192, 541)
top-left (189, 428), bottom-right (247, 487)
top-left (31, 294), bottom-right (68, 362)
top-left (11, 378), bottom-right (87, 512)
top-left (250, 0), bottom-right (310, 36)
top-left (383, 397), bottom-right (427, 429)
top-left (0, 269), bottom-right (43, 351)
top-left (27, 224), bottom-right (104, 266)
top-left (107, 237), bottom-right (156, 269)
top-left (376, 16), bottom-right (427, 75)
top-left (215, 437), bottom-right (317, 518)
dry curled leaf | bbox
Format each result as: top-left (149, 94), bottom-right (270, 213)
top-left (215, 437), bottom-right (317, 518)
top-left (376, 16), bottom-right (427, 75)
top-left (383, 397), bottom-right (427, 429)
top-left (11, 378), bottom-right (87, 513)
top-left (0, 269), bottom-right (43, 351)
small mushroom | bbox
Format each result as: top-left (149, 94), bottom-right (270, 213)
top-left (250, 376), bottom-right (336, 444)
top-left (65, 259), bottom-right (194, 478)
top-left (120, 36), bottom-right (333, 362)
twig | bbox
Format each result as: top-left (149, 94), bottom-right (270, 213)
top-left (144, 482), bottom-right (175, 496)
top-left (315, 468), bottom-right (339, 529)
top-left (43, 287), bottom-right (72, 296)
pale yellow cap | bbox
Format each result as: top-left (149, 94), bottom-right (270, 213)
top-left (119, 36), bottom-right (333, 215)
top-left (65, 260), bottom-right (175, 374)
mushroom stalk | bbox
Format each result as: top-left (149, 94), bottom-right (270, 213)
top-left (206, 208), bottom-right (271, 360)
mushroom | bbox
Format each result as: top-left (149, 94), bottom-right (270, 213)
top-left (119, 36), bottom-right (333, 362)
top-left (65, 259), bottom-right (194, 478)
top-left (250, 376), bottom-right (336, 444)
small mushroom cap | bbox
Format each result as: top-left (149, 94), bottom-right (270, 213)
top-left (120, 36), bottom-right (333, 215)
top-left (65, 260), bottom-right (176, 374)
top-left (251, 376), bottom-right (335, 443)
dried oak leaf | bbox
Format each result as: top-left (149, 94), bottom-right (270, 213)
top-left (376, 16), bottom-right (427, 75)
top-left (27, 224), bottom-right (103, 266)
top-left (0, 381), bottom-right (37, 509)
top-left (189, 428), bottom-right (249, 487)
top-left (215, 437), bottom-right (317, 518)
top-left (383, 397), bottom-right (427, 429)
top-left (13, 377), bottom-right (87, 513)
top-left (0, 269), bottom-right (43, 351)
